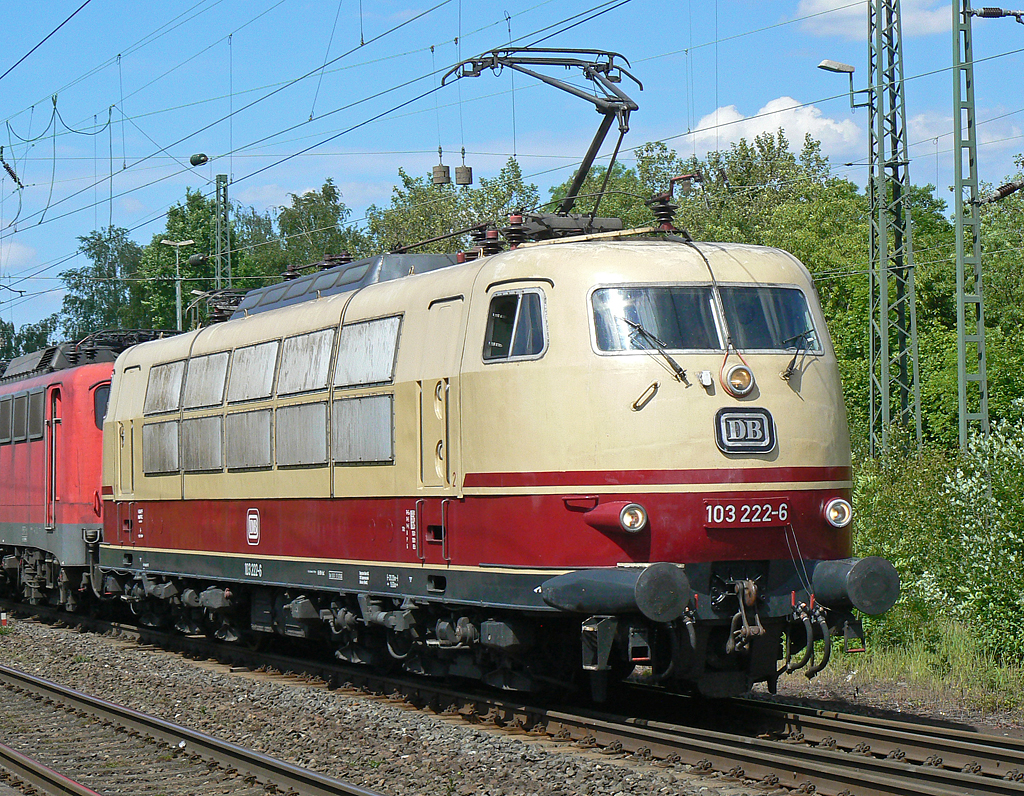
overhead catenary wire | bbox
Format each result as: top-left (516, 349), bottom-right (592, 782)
top-left (4, 1), bottom-right (1022, 315)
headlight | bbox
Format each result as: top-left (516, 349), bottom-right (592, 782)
top-left (724, 364), bottom-right (754, 397)
top-left (824, 497), bottom-right (852, 528)
top-left (619, 503), bottom-right (648, 533)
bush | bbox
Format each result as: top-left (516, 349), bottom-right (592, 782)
top-left (853, 410), bottom-right (1024, 662)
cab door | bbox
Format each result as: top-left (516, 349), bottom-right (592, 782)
top-left (44, 386), bottom-right (61, 530)
top-left (417, 296), bottom-right (465, 564)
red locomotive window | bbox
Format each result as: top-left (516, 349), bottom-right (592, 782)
top-left (0, 396), bottom-right (10, 443)
top-left (12, 394), bottom-right (27, 442)
top-left (93, 384), bottom-right (111, 430)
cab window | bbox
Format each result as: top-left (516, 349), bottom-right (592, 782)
top-left (592, 286), bottom-right (721, 351)
top-left (718, 286), bottom-right (820, 352)
top-left (94, 384), bottom-right (111, 430)
top-left (482, 289), bottom-right (546, 361)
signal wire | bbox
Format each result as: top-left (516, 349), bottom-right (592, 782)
top-left (0, 0), bottom-right (93, 84)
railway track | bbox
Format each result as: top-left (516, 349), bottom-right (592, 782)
top-left (0, 663), bottom-right (381, 796)
top-left (6, 603), bottom-right (1024, 796)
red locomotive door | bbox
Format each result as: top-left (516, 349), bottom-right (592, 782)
top-left (44, 387), bottom-right (62, 531)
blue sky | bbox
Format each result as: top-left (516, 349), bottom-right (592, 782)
top-left (2, 0), bottom-right (1022, 328)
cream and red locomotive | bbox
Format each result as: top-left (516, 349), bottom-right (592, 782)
top-left (0, 223), bottom-right (890, 699)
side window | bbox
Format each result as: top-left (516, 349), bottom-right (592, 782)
top-left (93, 384), bottom-right (111, 430)
top-left (276, 403), bottom-right (328, 466)
top-left (278, 329), bottom-right (335, 396)
top-left (183, 352), bottom-right (229, 409)
top-left (144, 361), bottom-right (186, 415)
top-left (334, 315), bottom-right (402, 388)
top-left (28, 390), bottom-right (44, 440)
top-left (181, 416), bottom-right (223, 472)
top-left (226, 409), bottom-right (272, 470)
top-left (227, 341), bottom-right (278, 403)
top-left (482, 289), bottom-right (546, 362)
top-left (12, 394), bottom-right (27, 442)
top-left (333, 395), bottom-right (394, 464)
top-left (0, 396), bottom-right (11, 443)
top-left (142, 421), bottom-right (179, 475)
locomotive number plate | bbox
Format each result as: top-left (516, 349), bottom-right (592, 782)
top-left (703, 497), bottom-right (790, 528)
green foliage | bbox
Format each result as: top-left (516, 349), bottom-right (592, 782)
top-left (854, 416), bottom-right (1024, 661)
top-left (136, 188), bottom-right (220, 330)
top-left (365, 158), bottom-right (539, 252)
top-left (0, 314), bottom-right (60, 359)
top-left (58, 226), bottom-right (144, 339)
top-left (277, 178), bottom-right (368, 266)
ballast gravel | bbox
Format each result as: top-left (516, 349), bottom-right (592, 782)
top-left (0, 619), bottom-right (760, 796)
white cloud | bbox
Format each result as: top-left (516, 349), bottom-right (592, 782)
top-left (0, 241), bottom-right (38, 274)
top-left (797, 0), bottom-right (949, 40)
top-left (689, 96), bottom-right (860, 153)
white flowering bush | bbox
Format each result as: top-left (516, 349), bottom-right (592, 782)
top-left (853, 411), bottom-right (1024, 661)
top-left (941, 415), bottom-right (1024, 660)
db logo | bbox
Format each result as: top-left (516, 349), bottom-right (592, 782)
top-left (715, 408), bottom-right (776, 454)
top-left (246, 509), bottom-right (261, 546)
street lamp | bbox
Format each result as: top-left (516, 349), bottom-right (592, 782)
top-left (160, 239), bottom-right (195, 331)
top-left (817, 59), bottom-right (869, 110)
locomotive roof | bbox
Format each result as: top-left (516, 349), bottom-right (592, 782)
top-left (116, 236), bottom-right (817, 373)
top-left (231, 252), bottom-right (460, 319)
top-left (1, 330), bottom-right (178, 385)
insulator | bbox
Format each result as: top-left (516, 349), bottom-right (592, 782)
top-left (433, 146), bottom-right (451, 185)
top-left (455, 146), bottom-right (472, 185)
top-left (647, 195), bottom-right (679, 231)
top-left (462, 248), bottom-right (480, 261)
top-left (281, 266), bottom-right (301, 281)
top-left (502, 213), bottom-right (528, 248)
top-left (321, 252), bottom-right (353, 270)
top-left (433, 164), bottom-right (451, 185)
top-left (482, 229), bottom-right (503, 256)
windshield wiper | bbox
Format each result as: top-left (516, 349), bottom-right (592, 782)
top-left (781, 328), bottom-right (815, 380)
top-left (621, 317), bottom-right (688, 383)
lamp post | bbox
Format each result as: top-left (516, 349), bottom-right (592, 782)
top-left (160, 239), bottom-right (195, 331)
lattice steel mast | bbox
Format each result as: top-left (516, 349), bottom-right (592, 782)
top-left (867, 0), bottom-right (922, 454)
top-left (215, 174), bottom-right (231, 290)
top-left (953, 0), bottom-right (997, 449)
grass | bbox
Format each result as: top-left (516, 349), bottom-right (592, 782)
top-left (809, 620), bottom-right (1024, 715)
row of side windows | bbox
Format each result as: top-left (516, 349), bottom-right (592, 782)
top-left (143, 315), bottom-right (402, 416)
top-left (142, 395), bottom-right (394, 475)
top-left (0, 390), bottom-right (45, 445)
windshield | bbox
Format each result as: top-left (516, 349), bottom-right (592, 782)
top-left (592, 286), bottom-right (721, 351)
top-left (718, 286), bottom-right (820, 351)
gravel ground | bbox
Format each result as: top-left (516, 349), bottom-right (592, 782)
top-left (0, 619), bottom-right (762, 796)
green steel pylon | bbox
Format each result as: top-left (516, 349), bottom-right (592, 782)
top-left (953, 0), bottom-right (992, 449)
top-left (868, 0), bottom-right (923, 455)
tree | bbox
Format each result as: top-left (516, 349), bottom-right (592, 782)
top-left (365, 158), bottom-right (539, 253)
top-left (137, 189), bottom-right (219, 330)
top-left (58, 226), bottom-right (144, 339)
top-left (0, 314), bottom-right (60, 359)
top-left (277, 178), bottom-right (368, 267)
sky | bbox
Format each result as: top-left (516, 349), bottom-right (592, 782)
top-left (1, 0), bottom-right (1022, 329)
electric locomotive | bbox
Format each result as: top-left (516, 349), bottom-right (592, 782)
top-left (92, 218), bottom-right (899, 699)
top-left (0, 333), bottom-right (164, 610)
